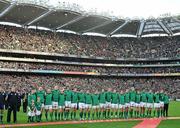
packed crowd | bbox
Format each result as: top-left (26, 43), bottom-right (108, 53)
top-left (0, 61), bottom-right (179, 74)
top-left (0, 25), bottom-right (179, 58)
top-left (0, 74), bottom-right (179, 99)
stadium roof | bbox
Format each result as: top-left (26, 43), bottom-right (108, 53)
top-left (0, 0), bottom-right (180, 37)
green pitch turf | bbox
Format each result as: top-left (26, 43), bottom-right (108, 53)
top-left (1, 101), bottom-right (180, 127)
top-left (157, 119), bottom-right (180, 128)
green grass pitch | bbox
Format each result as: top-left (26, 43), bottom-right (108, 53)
top-left (2, 101), bottom-right (180, 128)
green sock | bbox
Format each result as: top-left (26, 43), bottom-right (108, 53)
top-left (31, 116), bottom-right (34, 122)
top-left (92, 112), bottom-right (94, 120)
top-left (111, 112), bottom-right (113, 116)
top-left (71, 112), bottom-right (73, 119)
top-left (96, 112), bottom-right (99, 119)
top-left (115, 112), bottom-right (118, 117)
top-left (61, 112), bottom-right (64, 120)
top-left (84, 112), bottom-right (86, 119)
top-left (55, 111), bottom-right (57, 120)
top-left (58, 113), bottom-right (60, 120)
top-left (107, 111), bottom-right (110, 118)
top-left (103, 111), bottom-right (106, 118)
top-left (50, 113), bottom-right (53, 121)
top-left (74, 112), bottom-right (76, 119)
top-left (88, 112), bottom-right (90, 119)
top-left (99, 112), bottom-right (101, 118)
top-left (67, 111), bottom-right (69, 119)
top-left (28, 116), bottom-right (31, 122)
top-left (45, 112), bottom-right (48, 120)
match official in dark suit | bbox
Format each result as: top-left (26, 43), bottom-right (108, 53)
top-left (7, 87), bottom-right (18, 123)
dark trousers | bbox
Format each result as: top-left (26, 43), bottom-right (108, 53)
top-left (164, 103), bottom-right (169, 117)
top-left (7, 105), bottom-right (17, 123)
top-left (23, 102), bottom-right (27, 113)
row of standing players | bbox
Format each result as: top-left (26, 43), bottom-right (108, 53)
top-left (0, 86), bottom-right (169, 124)
top-left (27, 86), bottom-right (169, 123)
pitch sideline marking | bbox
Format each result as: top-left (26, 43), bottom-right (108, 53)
top-left (1, 117), bottom-right (180, 128)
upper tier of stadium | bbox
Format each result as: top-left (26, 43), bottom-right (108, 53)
top-left (0, 0), bottom-right (180, 37)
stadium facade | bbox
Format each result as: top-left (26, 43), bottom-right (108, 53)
top-left (0, 0), bottom-right (180, 37)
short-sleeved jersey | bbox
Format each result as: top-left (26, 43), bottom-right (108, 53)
top-left (52, 89), bottom-right (59, 102)
top-left (78, 92), bottom-right (85, 103)
top-left (36, 90), bottom-right (45, 103)
top-left (147, 93), bottom-right (154, 103)
top-left (129, 91), bottom-right (136, 102)
top-left (99, 92), bottom-right (106, 103)
top-left (154, 93), bottom-right (160, 103)
top-left (85, 93), bottom-right (92, 104)
top-left (92, 94), bottom-right (99, 106)
top-left (111, 93), bottom-right (118, 104)
top-left (65, 90), bottom-right (72, 101)
top-left (45, 93), bottom-right (52, 105)
top-left (58, 93), bottom-right (65, 106)
top-left (71, 91), bottom-right (78, 103)
top-left (141, 92), bottom-right (147, 102)
top-left (125, 92), bottom-right (130, 103)
top-left (28, 93), bottom-right (36, 105)
top-left (119, 94), bottom-right (125, 105)
top-left (106, 92), bottom-right (112, 102)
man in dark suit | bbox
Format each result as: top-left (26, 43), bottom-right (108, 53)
top-left (7, 87), bottom-right (18, 123)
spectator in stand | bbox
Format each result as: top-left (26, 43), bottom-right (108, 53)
top-left (0, 25), bottom-right (179, 59)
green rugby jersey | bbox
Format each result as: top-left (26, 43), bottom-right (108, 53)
top-left (45, 93), bottom-right (52, 105)
top-left (111, 93), bottom-right (118, 104)
top-left (147, 93), bottom-right (154, 103)
top-left (159, 93), bottom-right (165, 102)
top-left (141, 92), bottom-right (147, 102)
top-left (118, 94), bottom-right (125, 105)
top-left (85, 93), bottom-right (92, 104)
top-left (106, 92), bottom-right (112, 102)
top-left (99, 92), bottom-right (106, 103)
top-left (58, 93), bottom-right (65, 106)
top-left (36, 90), bottom-right (45, 103)
top-left (135, 93), bottom-right (141, 103)
top-left (164, 94), bottom-right (169, 104)
top-left (78, 92), bottom-right (85, 103)
top-left (28, 93), bottom-right (37, 106)
top-left (125, 92), bottom-right (130, 103)
top-left (35, 101), bottom-right (42, 111)
top-left (92, 94), bottom-right (99, 106)
top-left (129, 91), bottom-right (136, 102)
top-left (154, 93), bottom-right (160, 103)
top-left (71, 91), bottom-right (78, 103)
top-left (52, 89), bottom-right (59, 102)
top-left (65, 90), bottom-right (72, 101)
